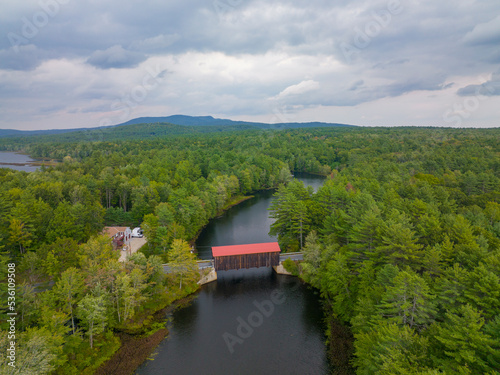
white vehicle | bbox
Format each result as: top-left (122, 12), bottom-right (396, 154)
top-left (132, 227), bottom-right (143, 238)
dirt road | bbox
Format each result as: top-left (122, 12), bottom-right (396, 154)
top-left (119, 237), bottom-right (147, 262)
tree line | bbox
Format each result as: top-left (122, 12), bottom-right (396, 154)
top-left (0, 126), bottom-right (499, 373)
top-left (0, 128), bottom-right (327, 373)
top-left (269, 127), bottom-right (500, 373)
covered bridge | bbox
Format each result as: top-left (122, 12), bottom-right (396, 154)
top-left (212, 242), bottom-right (281, 271)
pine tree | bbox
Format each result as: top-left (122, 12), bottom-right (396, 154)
top-left (347, 206), bottom-right (383, 265)
top-left (354, 323), bottom-right (431, 375)
top-left (378, 269), bottom-right (436, 330)
top-left (290, 200), bottom-right (311, 250)
top-left (322, 252), bottom-right (356, 323)
top-left (434, 263), bottom-right (468, 316)
top-left (431, 304), bottom-right (499, 374)
top-left (376, 212), bottom-right (424, 269)
top-left (463, 264), bottom-right (500, 320)
top-left (301, 230), bottom-right (322, 284)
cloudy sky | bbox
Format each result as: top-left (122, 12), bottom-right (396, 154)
top-left (1, 0), bottom-right (500, 130)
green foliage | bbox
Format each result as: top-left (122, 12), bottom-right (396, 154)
top-left (2, 126), bottom-right (500, 373)
top-left (264, 127), bottom-right (500, 373)
top-left (377, 269), bottom-right (436, 330)
top-left (353, 323), bottom-right (431, 375)
top-left (282, 258), bottom-right (299, 276)
top-left (36, 237), bottom-right (80, 280)
top-left (77, 291), bottom-right (109, 349)
top-left (0, 328), bottom-right (57, 375)
top-left (269, 180), bottom-right (313, 251)
top-left (104, 206), bottom-right (135, 226)
top-left (52, 267), bottom-right (86, 334)
top-left (79, 235), bottom-right (118, 269)
top-left (301, 230), bottom-right (322, 282)
top-left (430, 304), bottom-right (500, 373)
top-left (168, 239), bottom-right (198, 289)
top-left (8, 218), bottom-right (32, 254)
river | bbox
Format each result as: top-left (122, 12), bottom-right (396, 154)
top-left (195, 172), bottom-right (325, 259)
top-left (137, 173), bottom-right (330, 375)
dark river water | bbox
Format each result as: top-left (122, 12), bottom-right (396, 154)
top-left (137, 173), bottom-right (330, 375)
top-left (195, 172), bottom-right (326, 259)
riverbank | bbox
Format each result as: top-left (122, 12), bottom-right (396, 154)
top-left (99, 194), bottom-right (257, 372)
top-left (218, 194), bottom-right (254, 216)
top-left (273, 259), bottom-right (354, 373)
top-left (95, 293), bottom-right (199, 375)
top-left (294, 268), bottom-right (355, 374)
top-left (189, 194), bottom-right (254, 248)
top-left (326, 318), bottom-right (355, 375)
top-left (94, 329), bottom-right (168, 375)
top-left (101, 173), bottom-right (329, 374)
top-left (0, 151), bottom-right (59, 171)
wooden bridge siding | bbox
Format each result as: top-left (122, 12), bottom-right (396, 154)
top-left (214, 252), bottom-right (280, 271)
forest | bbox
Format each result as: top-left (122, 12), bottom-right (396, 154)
top-left (0, 125), bottom-right (499, 374)
top-left (270, 127), bottom-right (500, 374)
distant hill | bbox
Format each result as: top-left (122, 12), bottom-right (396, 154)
top-left (0, 115), bottom-right (356, 144)
top-left (0, 128), bottom-right (88, 137)
top-left (118, 115), bottom-right (354, 129)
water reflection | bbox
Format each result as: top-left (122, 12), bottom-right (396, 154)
top-left (137, 269), bottom-right (330, 375)
top-left (196, 190), bottom-right (277, 258)
top-left (137, 174), bottom-right (329, 375)
top-left (196, 174), bottom-right (326, 259)
top-left (0, 152), bottom-right (39, 172)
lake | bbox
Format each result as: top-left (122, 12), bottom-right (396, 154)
top-left (0, 151), bottom-right (39, 172)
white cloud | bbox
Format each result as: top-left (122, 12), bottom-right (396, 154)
top-left (276, 80), bottom-right (320, 99)
top-left (1, 0), bottom-right (500, 129)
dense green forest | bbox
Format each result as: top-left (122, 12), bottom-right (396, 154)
top-left (0, 116), bottom-right (352, 147)
top-left (0, 126), bottom-right (499, 374)
top-left (269, 128), bottom-right (500, 373)
top-left (0, 122), bottom-right (257, 148)
top-left (0, 128), bottom-right (300, 373)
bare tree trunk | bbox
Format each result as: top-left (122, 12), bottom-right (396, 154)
top-left (89, 321), bottom-right (94, 349)
top-left (69, 303), bottom-right (75, 334)
top-left (299, 220), bottom-right (303, 250)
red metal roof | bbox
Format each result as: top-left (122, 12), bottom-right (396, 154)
top-left (212, 242), bottom-right (281, 257)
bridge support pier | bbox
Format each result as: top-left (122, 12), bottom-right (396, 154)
top-left (198, 267), bottom-right (217, 286)
top-left (273, 262), bottom-right (293, 276)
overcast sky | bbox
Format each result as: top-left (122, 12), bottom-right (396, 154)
top-left (1, 0), bottom-right (499, 130)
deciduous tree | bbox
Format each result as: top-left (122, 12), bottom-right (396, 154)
top-left (168, 239), bottom-right (198, 289)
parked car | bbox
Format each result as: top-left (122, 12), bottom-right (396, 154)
top-left (132, 227), bottom-right (143, 238)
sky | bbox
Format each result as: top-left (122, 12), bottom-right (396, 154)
top-left (1, 0), bottom-right (500, 130)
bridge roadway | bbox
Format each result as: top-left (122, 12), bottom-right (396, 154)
top-left (279, 252), bottom-right (303, 262)
top-left (162, 252), bottom-right (303, 273)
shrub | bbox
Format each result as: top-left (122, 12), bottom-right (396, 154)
top-left (283, 258), bottom-right (299, 276)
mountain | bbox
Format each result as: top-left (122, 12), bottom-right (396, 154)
top-left (118, 115), bottom-right (237, 127)
top-left (118, 115), bottom-right (354, 129)
top-left (0, 115), bottom-right (356, 143)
